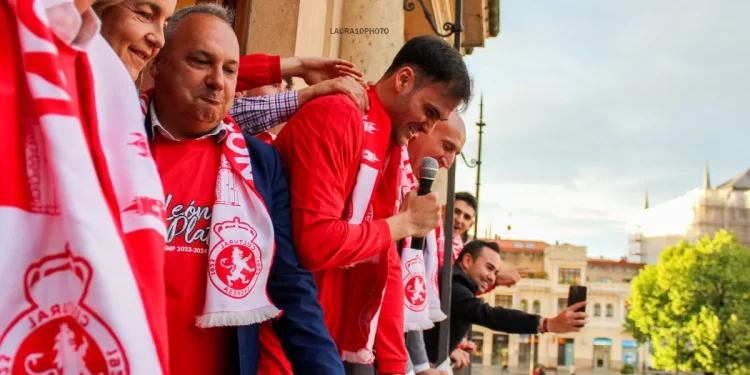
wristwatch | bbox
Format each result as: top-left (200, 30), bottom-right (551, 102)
top-left (538, 317), bottom-right (548, 334)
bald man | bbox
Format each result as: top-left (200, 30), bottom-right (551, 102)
top-left (407, 111), bottom-right (466, 170)
top-left (401, 113), bottom-right (467, 375)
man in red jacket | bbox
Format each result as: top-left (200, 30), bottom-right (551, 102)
top-left (272, 35), bottom-right (472, 375)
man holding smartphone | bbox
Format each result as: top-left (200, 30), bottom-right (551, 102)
top-left (423, 240), bottom-right (588, 365)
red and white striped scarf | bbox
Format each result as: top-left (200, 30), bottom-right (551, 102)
top-left (399, 147), bottom-right (447, 330)
top-left (0, 1), bottom-right (168, 373)
top-left (140, 93), bottom-right (280, 328)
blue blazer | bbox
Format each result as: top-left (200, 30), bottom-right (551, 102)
top-left (144, 117), bottom-right (344, 374)
top-left (237, 133), bottom-right (345, 375)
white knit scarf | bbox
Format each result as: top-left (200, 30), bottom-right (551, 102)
top-left (399, 147), bottom-right (447, 331)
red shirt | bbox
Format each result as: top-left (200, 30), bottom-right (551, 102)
top-left (143, 52), bottom-right (279, 375)
top-left (255, 131), bottom-right (277, 145)
top-left (152, 135), bottom-right (235, 375)
top-left (237, 54), bottom-right (282, 92)
top-left (272, 92), bottom-right (406, 374)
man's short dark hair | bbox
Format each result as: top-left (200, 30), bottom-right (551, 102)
top-left (384, 35), bottom-right (473, 111)
top-left (456, 240), bottom-right (500, 264)
top-left (455, 191), bottom-right (477, 213)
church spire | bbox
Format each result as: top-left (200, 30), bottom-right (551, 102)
top-left (644, 188), bottom-right (649, 210)
top-left (703, 162), bottom-right (711, 190)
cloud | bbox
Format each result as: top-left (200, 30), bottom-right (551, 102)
top-left (453, 1), bottom-right (750, 258)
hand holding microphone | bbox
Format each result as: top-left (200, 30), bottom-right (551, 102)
top-left (401, 191), bottom-right (441, 239)
top-left (386, 157), bottom-right (441, 242)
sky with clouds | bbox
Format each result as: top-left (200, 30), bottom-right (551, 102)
top-left (454, 0), bottom-right (750, 259)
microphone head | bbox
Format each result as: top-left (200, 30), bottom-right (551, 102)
top-left (419, 157), bottom-right (439, 180)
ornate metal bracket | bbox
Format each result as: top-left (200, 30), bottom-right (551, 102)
top-left (404, 0), bottom-right (463, 38)
top-left (459, 151), bottom-right (478, 168)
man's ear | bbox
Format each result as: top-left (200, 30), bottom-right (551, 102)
top-left (150, 56), bottom-right (162, 80)
top-left (394, 66), bottom-right (414, 94)
top-left (460, 254), bottom-right (471, 270)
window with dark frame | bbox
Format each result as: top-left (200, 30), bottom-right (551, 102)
top-left (557, 338), bottom-right (575, 366)
top-left (494, 295), bottom-right (513, 309)
top-left (558, 268), bottom-right (581, 285)
top-left (532, 300), bottom-right (541, 314)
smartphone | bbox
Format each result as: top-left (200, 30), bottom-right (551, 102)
top-left (567, 285), bottom-right (587, 327)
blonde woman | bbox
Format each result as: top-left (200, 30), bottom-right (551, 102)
top-left (94, 0), bottom-right (174, 81)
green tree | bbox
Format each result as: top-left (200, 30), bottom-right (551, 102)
top-left (625, 230), bottom-right (750, 375)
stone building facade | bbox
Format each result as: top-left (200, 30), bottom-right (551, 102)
top-left (629, 167), bottom-right (750, 264)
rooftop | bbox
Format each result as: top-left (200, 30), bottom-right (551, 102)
top-left (484, 239), bottom-right (550, 253)
top-left (716, 168), bottom-right (750, 191)
top-left (587, 257), bottom-right (645, 268)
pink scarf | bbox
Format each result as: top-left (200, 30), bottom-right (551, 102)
top-left (0, 1), bottom-right (168, 373)
top-left (399, 147), bottom-right (446, 330)
top-left (140, 93), bottom-right (280, 328)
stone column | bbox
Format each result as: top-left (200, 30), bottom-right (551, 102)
top-left (241, 0), bottom-right (301, 56)
top-left (294, 0), bottom-right (334, 58)
top-left (338, 0), bottom-right (405, 82)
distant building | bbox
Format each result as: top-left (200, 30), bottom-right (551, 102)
top-left (470, 239), bottom-right (647, 372)
top-left (628, 166), bottom-right (750, 264)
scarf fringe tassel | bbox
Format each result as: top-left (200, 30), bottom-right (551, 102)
top-left (429, 309), bottom-right (447, 322)
top-left (404, 320), bottom-right (435, 332)
top-left (341, 348), bottom-right (375, 364)
top-left (195, 305), bottom-right (281, 328)
top-left (436, 358), bottom-right (454, 374)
